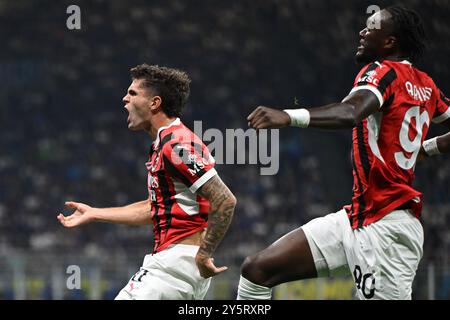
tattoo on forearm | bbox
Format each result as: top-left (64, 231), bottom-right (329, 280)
top-left (197, 175), bottom-right (235, 257)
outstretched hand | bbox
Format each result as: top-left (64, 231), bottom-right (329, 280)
top-left (195, 254), bottom-right (228, 279)
top-left (247, 106), bottom-right (291, 129)
top-left (57, 201), bottom-right (96, 228)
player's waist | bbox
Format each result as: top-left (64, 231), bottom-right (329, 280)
top-left (175, 229), bottom-right (206, 246)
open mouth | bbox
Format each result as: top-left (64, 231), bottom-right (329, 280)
top-left (358, 40), bottom-right (365, 50)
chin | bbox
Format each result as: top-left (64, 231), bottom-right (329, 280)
top-left (355, 52), bottom-right (371, 65)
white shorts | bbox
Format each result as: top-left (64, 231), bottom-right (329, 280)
top-left (302, 209), bottom-right (424, 300)
top-left (115, 244), bottom-right (211, 300)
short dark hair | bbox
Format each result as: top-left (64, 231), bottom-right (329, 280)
top-left (385, 5), bottom-right (426, 62)
top-left (130, 64), bottom-right (191, 118)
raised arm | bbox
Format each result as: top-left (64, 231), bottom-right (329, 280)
top-left (195, 175), bottom-right (237, 278)
top-left (247, 89), bottom-right (380, 130)
top-left (57, 199), bottom-right (152, 228)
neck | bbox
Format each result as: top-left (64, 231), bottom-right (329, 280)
top-left (148, 113), bottom-right (177, 141)
top-left (380, 53), bottom-right (409, 62)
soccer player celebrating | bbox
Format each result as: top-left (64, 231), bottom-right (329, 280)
top-left (239, 6), bottom-right (450, 300)
top-left (58, 64), bottom-right (236, 300)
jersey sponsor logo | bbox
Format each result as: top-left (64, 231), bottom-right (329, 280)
top-left (187, 159), bottom-right (206, 176)
top-left (357, 70), bottom-right (379, 86)
top-left (405, 81), bottom-right (432, 102)
top-left (171, 143), bottom-right (211, 169)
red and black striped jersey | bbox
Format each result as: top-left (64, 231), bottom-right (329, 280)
top-left (344, 60), bottom-right (450, 229)
top-left (146, 118), bottom-right (216, 253)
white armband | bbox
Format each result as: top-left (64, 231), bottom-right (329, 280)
top-left (422, 137), bottom-right (440, 156)
top-left (283, 108), bottom-right (310, 128)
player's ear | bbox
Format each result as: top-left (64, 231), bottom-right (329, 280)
top-left (149, 95), bottom-right (162, 112)
top-left (384, 35), bottom-right (397, 50)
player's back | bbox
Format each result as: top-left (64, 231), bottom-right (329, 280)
top-left (347, 60), bottom-right (449, 228)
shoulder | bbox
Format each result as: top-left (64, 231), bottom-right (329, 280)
top-left (355, 61), bottom-right (398, 84)
top-left (161, 123), bottom-right (210, 160)
top-left (160, 123), bottom-right (191, 149)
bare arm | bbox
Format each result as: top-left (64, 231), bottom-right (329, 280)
top-left (247, 90), bottom-right (380, 130)
top-left (436, 131), bottom-right (450, 153)
top-left (433, 119), bottom-right (450, 153)
top-left (419, 119), bottom-right (450, 158)
top-left (57, 199), bottom-right (152, 228)
top-left (195, 175), bottom-right (237, 278)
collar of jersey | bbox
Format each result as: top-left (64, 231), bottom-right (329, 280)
top-left (153, 117), bottom-right (181, 149)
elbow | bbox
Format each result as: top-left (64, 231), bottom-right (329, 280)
top-left (342, 117), bottom-right (358, 128)
top-left (343, 104), bottom-right (360, 127)
top-left (228, 193), bottom-right (237, 208)
top-left (212, 193), bottom-right (237, 217)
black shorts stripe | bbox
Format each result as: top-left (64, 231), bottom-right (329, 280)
top-left (351, 150), bottom-right (366, 229)
top-left (377, 69), bottom-right (397, 96)
top-left (157, 171), bottom-right (174, 237)
top-left (356, 122), bottom-right (371, 182)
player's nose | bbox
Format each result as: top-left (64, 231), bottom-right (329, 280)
top-left (359, 27), bottom-right (368, 38)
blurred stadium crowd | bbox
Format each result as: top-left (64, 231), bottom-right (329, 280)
top-left (0, 0), bottom-right (449, 299)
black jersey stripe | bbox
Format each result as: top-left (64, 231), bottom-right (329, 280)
top-left (351, 150), bottom-right (366, 229)
top-left (356, 122), bottom-right (371, 182)
top-left (382, 94), bottom-right (395, 110)
top-left (191, 141), bottom-right (204, 155)
top-left (171, 143), bottom-right (207, 178)
top-left (377, 69), bottom-right (397, 96)
top-left (348, 203), bottom-right (354, 227)
top-left (163, 154), bottom-right (192, 187)
top-left (356, 63), bottom-right (379, 85)
top-left (160, 132), bottom-right (174, 149)
top-left (152, 205), bottom-right (162, 254)
top-left (157, 171), bottom-right (174, 238)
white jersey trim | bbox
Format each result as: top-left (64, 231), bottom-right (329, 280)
top-left (154, 118), bottom-right (181, 148)
top-left (350, 85), bottom-right (384, 108)
top-left (432, 107), bottom-right (450, 123)
top-left (189, 168), bottom-right (217, 193)
top-left (367, 113), bottom-right (386, 163)
top-left (173, 181), bottom-right (199, 216)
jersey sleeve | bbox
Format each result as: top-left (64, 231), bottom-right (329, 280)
top-left (432, 89), bottom-right (450, 124)
top-left (349, 61), bottom-right (397, 108)
top-left (162, 138), bottom-right (217, 193)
